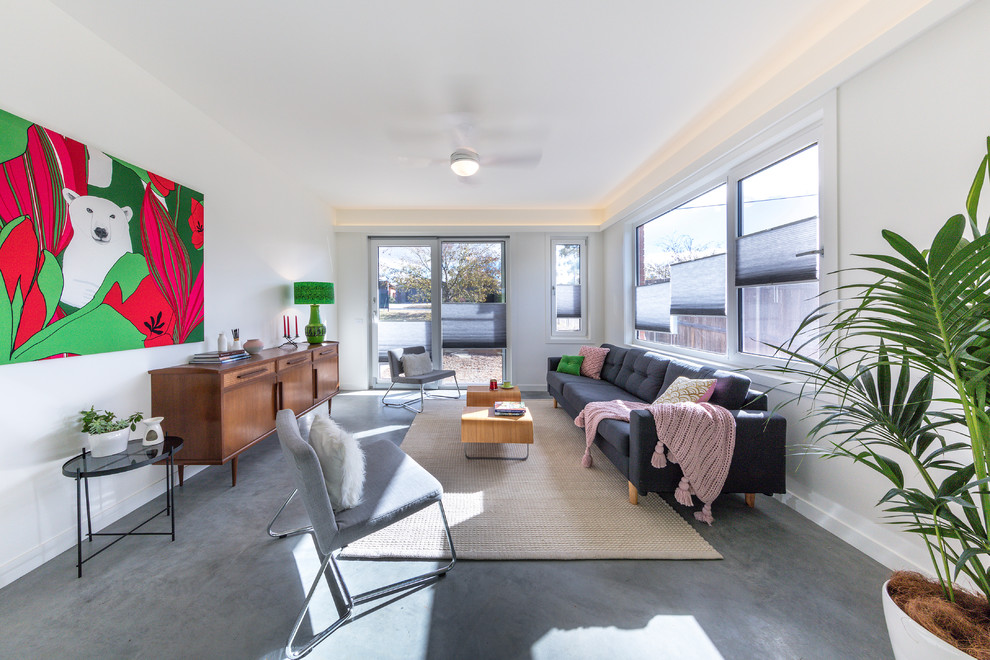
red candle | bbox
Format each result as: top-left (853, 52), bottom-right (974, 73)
top-left (295, 317), bottom-right (299, 337)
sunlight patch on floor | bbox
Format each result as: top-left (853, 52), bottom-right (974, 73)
top-left (531, 615), bottom-right (723, 660)
top-left (440, 490), bottom-right (485, 525)
top-left (352, 425), bottom-right (409, 439)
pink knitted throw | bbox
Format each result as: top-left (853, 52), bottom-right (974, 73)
top-left (575, 400), bottom-right (735, 524)
top-left (648, 402), bottom-right (735, 525)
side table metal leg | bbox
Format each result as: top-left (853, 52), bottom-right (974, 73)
top-left (83, 475), bottom-right (93, 542)
top-left (169, 455), bottom-right (176, 541)
top-left (76, 475), bottom-right (82, 578)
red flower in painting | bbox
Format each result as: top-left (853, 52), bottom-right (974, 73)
top-left (188, 198), bottom-right (204, 249)
top-left (101, 276), bottom-right (176, 348)
top-left (149, 172), bottom-right (175, 198)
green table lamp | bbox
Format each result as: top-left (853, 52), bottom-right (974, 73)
top-left (294, 281), bottom-right (334, 344)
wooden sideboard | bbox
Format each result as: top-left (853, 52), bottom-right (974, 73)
top-left (149, 342), bottom-right (339, 486)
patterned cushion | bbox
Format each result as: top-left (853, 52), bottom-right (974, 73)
top-left (556, 354), bottom-right (584, 376)
top-left (578, 345), bottom-right (610, 379)
top-left (653, 376), bottom-right (717, 404)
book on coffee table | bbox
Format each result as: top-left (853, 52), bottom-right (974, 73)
top-left (494, 401), bottom-right (527, 416)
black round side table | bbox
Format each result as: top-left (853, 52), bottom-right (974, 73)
top-left (61, 436), bottom-right (183, 577)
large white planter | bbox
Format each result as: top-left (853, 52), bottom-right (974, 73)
top-left (882, 580), bottom-right (973, 660)
top-left (87, 428), bottom-right (130, 457)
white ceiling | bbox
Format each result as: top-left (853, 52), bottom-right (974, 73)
top-left (44, 0), bottom-right (952, 211)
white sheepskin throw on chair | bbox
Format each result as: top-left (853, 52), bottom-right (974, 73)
top-left (308, 416), bottom-right (366, 511)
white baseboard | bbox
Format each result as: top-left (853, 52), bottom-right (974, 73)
top-left (0, 464), bottom-right (207, 588)
top-left (779, 483), bottom-right (931, 574)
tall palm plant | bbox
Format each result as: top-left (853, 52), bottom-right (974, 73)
top-left (772, 138), bottom-right (990, 603)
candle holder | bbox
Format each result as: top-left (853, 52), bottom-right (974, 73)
top-left (279, 332), bottom-right (301, 349)
top-left (279, 314), bottom-right (301, 349)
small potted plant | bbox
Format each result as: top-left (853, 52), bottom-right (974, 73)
top-left (79, 407), bottom-right (144, 457)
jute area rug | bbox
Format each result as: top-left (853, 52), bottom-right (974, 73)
top-left (340, 399), bottom-right (721, 560)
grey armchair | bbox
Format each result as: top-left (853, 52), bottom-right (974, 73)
top-left (269, 409), bottom-right (456, 658)
top-left (381, 345), bottom-right (460, 413)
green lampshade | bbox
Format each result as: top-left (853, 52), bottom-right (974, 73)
top-left (293, 281), bottom-right (335, 305)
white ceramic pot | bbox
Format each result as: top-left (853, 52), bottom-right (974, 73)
top-left (882, 580), bottom-right (973, 659)
top-left (140, 417), bottom-right (165, 446)
top-left (88, 428), bottom-right (130, 457)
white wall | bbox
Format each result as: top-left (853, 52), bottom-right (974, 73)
top-left (334, 219), bottom-right (602, 391)
top-left (600, 0), bottom-right (990, 572)
top-left (0, 0), bottom-right (334, 586)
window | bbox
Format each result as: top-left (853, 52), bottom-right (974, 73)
top-left (632, 127), bottom-right (824, 362)
top-left (371, 238), bottom-right (506, 385)
top-left (736, 145), bottom-right (820, 358)
top-left (550, 238), bottom-right (587, 338)
top-left (635, 185), bottom-right (727, 353)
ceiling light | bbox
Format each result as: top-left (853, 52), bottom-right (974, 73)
top-left (450, 149), bottom-right (480, 177)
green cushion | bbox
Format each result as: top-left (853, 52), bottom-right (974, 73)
top-left (556, 354), bottom-right (584, 376)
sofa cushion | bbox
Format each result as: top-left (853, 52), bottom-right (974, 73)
top-left (660, 358), bottom-right (750, 409)
top-left (596, 418), bottom-right (631, 455)
top-left (598, 343), bottom-right (628, 384)
top-left (547, 370), bottom-right (587, 397)
top-left (653, 376), bottom-right (716, 404)
top-left (562, 378), bottom-right (643, 412)
top-left (578, 345), bottom-right (610, 379)
top-left (610, 349), bottom-right (668, 402)
top-left (557, 354), bottom-right (584, 375)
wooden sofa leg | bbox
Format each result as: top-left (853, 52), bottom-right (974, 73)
top-left (745, 493), bottom-right (756, 508)
top-left (553, 398), bottom-right (558, 408)
top-left (629, 482), bottom-right (639, 505)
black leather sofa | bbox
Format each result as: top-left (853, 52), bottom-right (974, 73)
top-left (547, 344), bottom-right (786, 506)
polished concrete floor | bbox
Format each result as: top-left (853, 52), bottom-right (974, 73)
top-left (0, 390), bottom-right (894, 659)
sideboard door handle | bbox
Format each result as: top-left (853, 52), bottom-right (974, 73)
top-left (237, 368), bottom-right (268, 379)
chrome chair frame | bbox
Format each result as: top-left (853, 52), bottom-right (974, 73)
top-left (381, 346), bottom-right (461, 413)
top-left (282, 502), bottom-right (456, 659)
top-left (270, 409), bottom-right (456, 659)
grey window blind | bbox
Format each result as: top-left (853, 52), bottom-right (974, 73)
top-left (441, 303), bottom-right (507, 349)
top-left (736, 216), bottom-right (819, 287)
top-left (634, 281), bottom-right (671, 332)
top-left (554, 284), bottom-right (581, 318)
top-left (377, 321), bottom-right (432, 361)
top-left (670, 253), bottom-right (726, 316)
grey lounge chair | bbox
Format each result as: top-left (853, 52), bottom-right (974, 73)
top-left (268, 409), bottom-right (456, 659)
top-left (381, 345), bottom-right (460, 413)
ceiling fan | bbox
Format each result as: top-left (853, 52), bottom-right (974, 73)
top-left (392, 112), bottom-right (544, 179)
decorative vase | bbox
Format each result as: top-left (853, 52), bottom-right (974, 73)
top-left (882, 580), bottom-right (973, 659)
top-left (88, 428), bottom-right (130, 457)
top-left (140, 417), bottom-right (165, 446)
top-left (243, 338), bottom-right (264, 354)
top-left (218, 331), bottom-right (229, 352)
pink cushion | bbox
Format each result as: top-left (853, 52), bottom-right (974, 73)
top-left (578, 345), bottom-right (610, 380)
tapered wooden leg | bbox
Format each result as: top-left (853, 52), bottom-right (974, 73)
top-left (178, 465), bottom-right (185, 487)
top-left (629, 481), bottom-right (639, 505)
top-left (553, 399), bottom-right (558, 408)
top-left (745, 493), bottom-right (755, 508)
top-left (231, 457), bottom-right (238, 487)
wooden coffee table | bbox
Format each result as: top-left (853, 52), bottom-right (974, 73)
top-left (465, 385), bottom-right (521, 407)
top-left (460, 406), bottom-right (533, 460)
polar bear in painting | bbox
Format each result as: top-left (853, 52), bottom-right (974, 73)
top-left (59, 188), bottom-right (134, 308)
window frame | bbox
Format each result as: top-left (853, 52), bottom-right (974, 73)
top-left (548, 236), bottom-right (590, 341)
top-left (627, 101), bottom-right (836, 370)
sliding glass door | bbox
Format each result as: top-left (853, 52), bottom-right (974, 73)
top-left (370, 238), bottom-right (506, 387)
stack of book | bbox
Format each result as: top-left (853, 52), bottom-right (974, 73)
top-left (189, 350), bottom-right (250, 364)
top-left (494, 401), bottom-right (527, 417)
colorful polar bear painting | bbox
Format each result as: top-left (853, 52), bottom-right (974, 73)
top-left (0, 107), bottom-right (204, 365)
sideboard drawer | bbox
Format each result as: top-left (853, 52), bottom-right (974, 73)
top-left (222, 362), bottom-right (275, 389)
top-left (313, 345), bottom-right (337, 361)
top-left (277, 353), bottom-right (312, 371)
